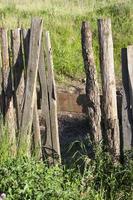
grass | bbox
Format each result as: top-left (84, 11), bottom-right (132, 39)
top-left (0, 2), bottom-right (133, 199)
top-left (0, 0), bottom-right (132, 83)
top-left (0, 122), bottom-right (132, 199)
top-left (0, 136), bottom-right (133, 199)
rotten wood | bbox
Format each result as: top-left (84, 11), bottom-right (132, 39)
top-left (98, 18), bottom-right (120, 157)
top-left (81, 21), bottom-right (102, 142)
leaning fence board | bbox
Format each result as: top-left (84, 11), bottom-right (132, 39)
top-left (1, 28), bottom-right (16, 155)
top-left (33, 92), bottom-right (42, 159)
top-left (11, 28), bottom-right (25, 129)
top-left (98, 19), bottom-right (120, 156)
top-left (22, 29), bottom-right (30, 70)
top-left (22, 29), bottom-right (42, 159)
top-left (45, 31), bottom-right (61, 162)
top-left (127, 46), bottom-right (133, 118)
top-left (38, 39), bottom-right (54, 163)
top-left (81, 21), bottom-right (101, 142)
top-left (126, 46), bottom-right (133, 149)
top-left (19, 18), bottom-right (43, 155)
top-left (0, 35), bottom-right (3, 137)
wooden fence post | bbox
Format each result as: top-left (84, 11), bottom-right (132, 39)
top-left (1, 28), bottom-right (16, 155)
top-left (32, 92), bottom-right (42, 159)
top-left (81, 21), bottom-right (102, 142)
top-left (45, 31), bottom-right (61, 162)
top-left (98, 19), bottom-right (120, 157)
top-left (125, 46), bottom-right (133, 148)
top-left (22, 29), bottom-right (42, 159)
top-left (11, 28), bottom-right (25, 130)
top-left (19, 18), bottom-right (43, 156)
top-left (38, 38), bottom-right (54, 163)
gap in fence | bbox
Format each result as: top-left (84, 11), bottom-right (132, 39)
top-left (0, 17), bottom-right (133, 165)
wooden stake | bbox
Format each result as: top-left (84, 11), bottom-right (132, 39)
top-left (125, 46), bottom-right (133, 149)
top-left (38, 37), bottom-right (54, 163)
top-left (1, 28), bottom-right (16, 155)
top-left (19, 18), bottom-right (43, 156)
top-left (45, 31), bottom-right (61, 162)
top-left (98, 19), bottom-right (120, 157)
top-left (81, 21), bottom-right (102, 142)
top-left (11, 28), bottom-right (25, 129)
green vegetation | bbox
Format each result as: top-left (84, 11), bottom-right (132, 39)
top-left (0, 137), bottom-right (133, 199)
top-left (0, 130), bottom-right (133, 199)
top-left (0, 0), bottom-right (132, 82)
top-left (0, 2), bottom-right (133, 198)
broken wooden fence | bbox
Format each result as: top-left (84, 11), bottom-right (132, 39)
top-left (0, 18), bottom-right (61, 163)
top-left (0, 16), bottom-right (133, 163)
top-left (81, 18), bottom-right (133, 158)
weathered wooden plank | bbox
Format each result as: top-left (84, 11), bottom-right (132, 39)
top-left (127, 46), bottom-right (133, 117)
top-left (45, 31), bottom-right (61, 162)
top-left (0, 31), bottom-right (3, 138)
top-left (22, 29), bottom-right (42, 159)
top-left (1, 28), bottom-right (16, 155)
top-left (11, 28), bottom-right (25, 129)
top-left (33, 92), bottom-right (42, 159)
top-left (38, 37), bottom-right (54, 163)
top-left (19, 18), bottom-right (43, 155)
top-left (22, 29), bottom-right (30, 70)
top-left (98, 19), bottom-right (120, 157)
top-left (125, 46), bottom-right (133, 149)
top-left (81, 21), bottom-right (102, 142)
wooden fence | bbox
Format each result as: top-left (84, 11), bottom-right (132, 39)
top-left (81, 19), bottom-right (133, 159)
top-left (0, 18), bottom-right (60, 163)
top-left (0, 17), bottom-right (133, 163)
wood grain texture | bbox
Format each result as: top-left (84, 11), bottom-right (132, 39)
top-left (98, 19), bottom-right (120, 157)
top-left (22, 28), bottom-right (42, 159)
top-left (11, 28), bottom-right (25, 129)
top-left (19, 18), bottom-right (43, 155)
top-left (1, 28), bottom-right (16, 155)
top-left (45, 31), bottom-right (61, 162)
top-left (33, 92), bottom-right (42, 159)
top-left (125, 46), bottom-right (133, 149)
top-left (38, 38), bottom-right (54, 163)
top-left (81, 21), bottom-right (101, 142)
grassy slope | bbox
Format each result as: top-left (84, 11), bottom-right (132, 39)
top-left (0, 0), bottom-right (132, 82)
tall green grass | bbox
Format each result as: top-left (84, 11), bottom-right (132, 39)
top-left (0, 136), bottom-right (133, 199)
top-left (0, 0), bottom-right (132, 82)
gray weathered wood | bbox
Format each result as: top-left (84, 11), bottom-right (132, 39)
top-left (19, 18), bottom-right (43, 155)
top-left (38, 38), bottom-right (54, 163)
top-left (33, 92), bottom-right (42, 159)
top-left (81, 21), bottom-right (102, 142)
top-left (127, 46), bottom-right (133, 117)
top-left (0, 35), bottom-right (3, 138)
top-left (22, 29), bottom-right (30, 70)
top-left (45, 31), bottom-right (61, 162)
top-left (126, 46), bottom-right (133, 149)
top-left (22, 28), bottom-right (42, 159)
top-left (1, 28), bottom-right (16, 155)
top-left (11, 28), bottom-right (25, 129)
top-left (98, 19), bottom-right (120, 157)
